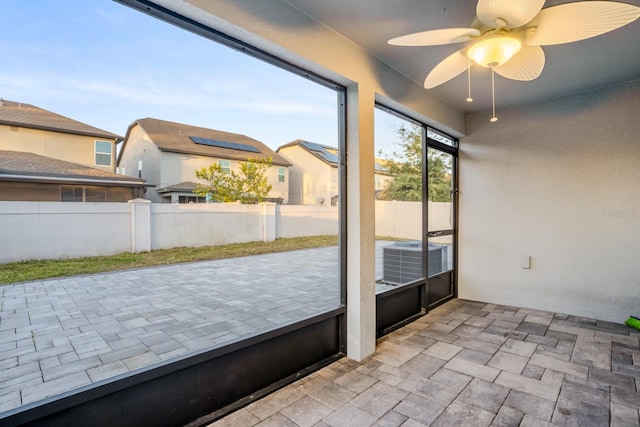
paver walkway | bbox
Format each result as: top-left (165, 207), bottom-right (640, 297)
top-left (210, 299), bottom-right (640, 427)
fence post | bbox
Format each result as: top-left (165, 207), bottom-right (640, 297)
top-left (260, 202), bottom-right (276, 242)
top-left (129, 198), bottom-right (152, 253)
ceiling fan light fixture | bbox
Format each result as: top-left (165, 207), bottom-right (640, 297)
top-left (391, 0), bottom-right (640, 123)
top-left (467, 35), bottom-right (522, 68)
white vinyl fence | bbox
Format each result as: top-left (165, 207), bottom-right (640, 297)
top-left (0, 200), bottom-right (451, 263)
top-left (374, 200), bottom-right (453, 240)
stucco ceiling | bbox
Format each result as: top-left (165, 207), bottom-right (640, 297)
top-left (283, 0), bottom-right (640, 115)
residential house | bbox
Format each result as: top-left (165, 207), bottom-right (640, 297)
top-left (277, 139), bottom-right (392, 205)
top-left (117, 118), bottom-right (291, 203)
top-left (0, 150), bottom-right (148, 202)
top-left (0, 99), bottom-right (121, 172)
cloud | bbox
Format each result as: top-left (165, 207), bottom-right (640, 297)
top-left (57, 74), bottom-right (335, 117)
top-left (0, 74), bottom-right (37, 89)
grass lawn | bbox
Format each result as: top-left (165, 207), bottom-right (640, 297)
top-left (0, 235), bottom-right (339, 285)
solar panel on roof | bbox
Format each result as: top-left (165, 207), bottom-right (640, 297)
top-left (321, 153), bottom-right (339, 164)
top-left (300, 140), bottom-right (339, 165)
top-left (374, 162), bottom-right (387, 172)
top-left (190, 136), bottom-right (261, 153)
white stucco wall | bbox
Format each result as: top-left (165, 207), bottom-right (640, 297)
top-left (375, 201), bottom-right (452, 240)
top-left (459, 80), bottom-right (640, 323)
top-left (0, 202), bottom-right (131, 262)
top-left (150, 203), bottom-right (261, 249)
top-left (276, 205), bottom-right (338, 238)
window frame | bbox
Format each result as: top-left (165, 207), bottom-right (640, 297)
top-left (60, 185), bottom-right (107, 202)
top-left (218, 159), bottom-right (231, 174)
top-left (179, 195), bottom-right (206, 203)
top-left (374, 174), bottom-right (382, 190)
top-left (60, 185), bottom-right (83, 202)
top-left (277, 166), bottom-right (286, 183)
top-left (95, 140), bottom-right (113, 167)
top-left (12, 2), bottom-right (349, 426)
top-left (373, 102), bottom-right (459, 336)
top-left (117, 0), bottom-right (349, 411)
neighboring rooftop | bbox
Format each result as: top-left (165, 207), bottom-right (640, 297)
top-left (156, 181), bottom-right (199, 193)
top-left (278, 139), bottom-right (389, 172)
top-left (0, 99), bottom-right (121, 140)
top-left (123, 118), bottom-right (291, 166)
top-left (0, 150), bottom-right (146, 185)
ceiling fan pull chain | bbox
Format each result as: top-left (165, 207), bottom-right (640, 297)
top-left (490, 68), bottom-right (498, 122)
top-left (466, 58), bottom-right (473, 103)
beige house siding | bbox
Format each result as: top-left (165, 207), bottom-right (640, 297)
top-left (0, 181), bottom-right (139, 202)
top-left (267, 164), bottom-right (289, 203)
top-left (374, 173), bottom-right (394, 195)
top-left (119, 123), bottom-right (289, 203)
top-left (117, 125), bottom-right (163, 201)
top-left (278, 145), bottom-right (335, 205)
top-left (160, 152), bottom-right (289, 203)
top-left (279, 143), bottom-right (391, 205)
top-left (0, 125), bottom-right (117, 172)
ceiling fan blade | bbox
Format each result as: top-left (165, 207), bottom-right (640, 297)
top-left (526, 1), bottom-right (640, 46)
top-left (494, 45), bottom-right (545, 81)
top-left (476, 0), bottom-right (545, 29)
top-left (388, 28), bottom-right (480, 46)
top-left (424, 50), bottom-right (470, 89)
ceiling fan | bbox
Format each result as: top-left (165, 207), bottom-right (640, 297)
top-left (388, 0), bottom-right (640, 121)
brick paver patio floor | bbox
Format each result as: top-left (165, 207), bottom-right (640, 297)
top-left (3, 245), bottom-right (639, 425)
top-left (210, 299), bottom-right (640, 427)
top-left (1, 245), bottom-right (347, 413)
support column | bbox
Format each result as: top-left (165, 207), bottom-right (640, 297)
top-left (346, 83), bottom-right (377, 361)
top-left (129, 198), bottom-right (151, 253)
top-left (260, 202), bottom-right (277, 242)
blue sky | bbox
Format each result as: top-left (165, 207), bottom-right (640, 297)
top-left (0, 1), bottom-right (347, 151)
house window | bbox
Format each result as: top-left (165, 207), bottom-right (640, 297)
top-left (138, 160), bottom-right (143, 178)
top-left (375, 175), bottom-right (382, 190)
top-left (179, 195), bottom-right (206, 204)
top-left (61, 186), bottom-right (83, 202)
top-left (85, 186), bottom-right (107, 202)
top-left (218, 159), bottom-right (231, 174)
top-left (61, 185), bottom-right (107, 202)
top-left (95, 141), bottom-right (112, 166)
top-left (278, 167), bottom-right (286, 183)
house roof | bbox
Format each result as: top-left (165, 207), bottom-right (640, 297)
top-left (0, 150), bottom-right (149, 187)
top-left (0, 99), bottom-right (121, 140)
top-left (122, 118), bottom-right (291, 167)
top-left (278, 139), bottom-right (389, 173)
top-left (156, 181), bottom-right (199, 193)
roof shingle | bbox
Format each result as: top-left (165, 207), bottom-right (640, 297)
top-left (0, 150), bottom-right (146, 184)
top-left (0, 99), bottom-right (121, 140)
top-left (130, 118), bottom-right (291, 166)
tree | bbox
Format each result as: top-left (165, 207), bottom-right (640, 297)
top-left (194, 157), bottom-right (273, 204)
top-left (378, 124), bottom-right (451, 202)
